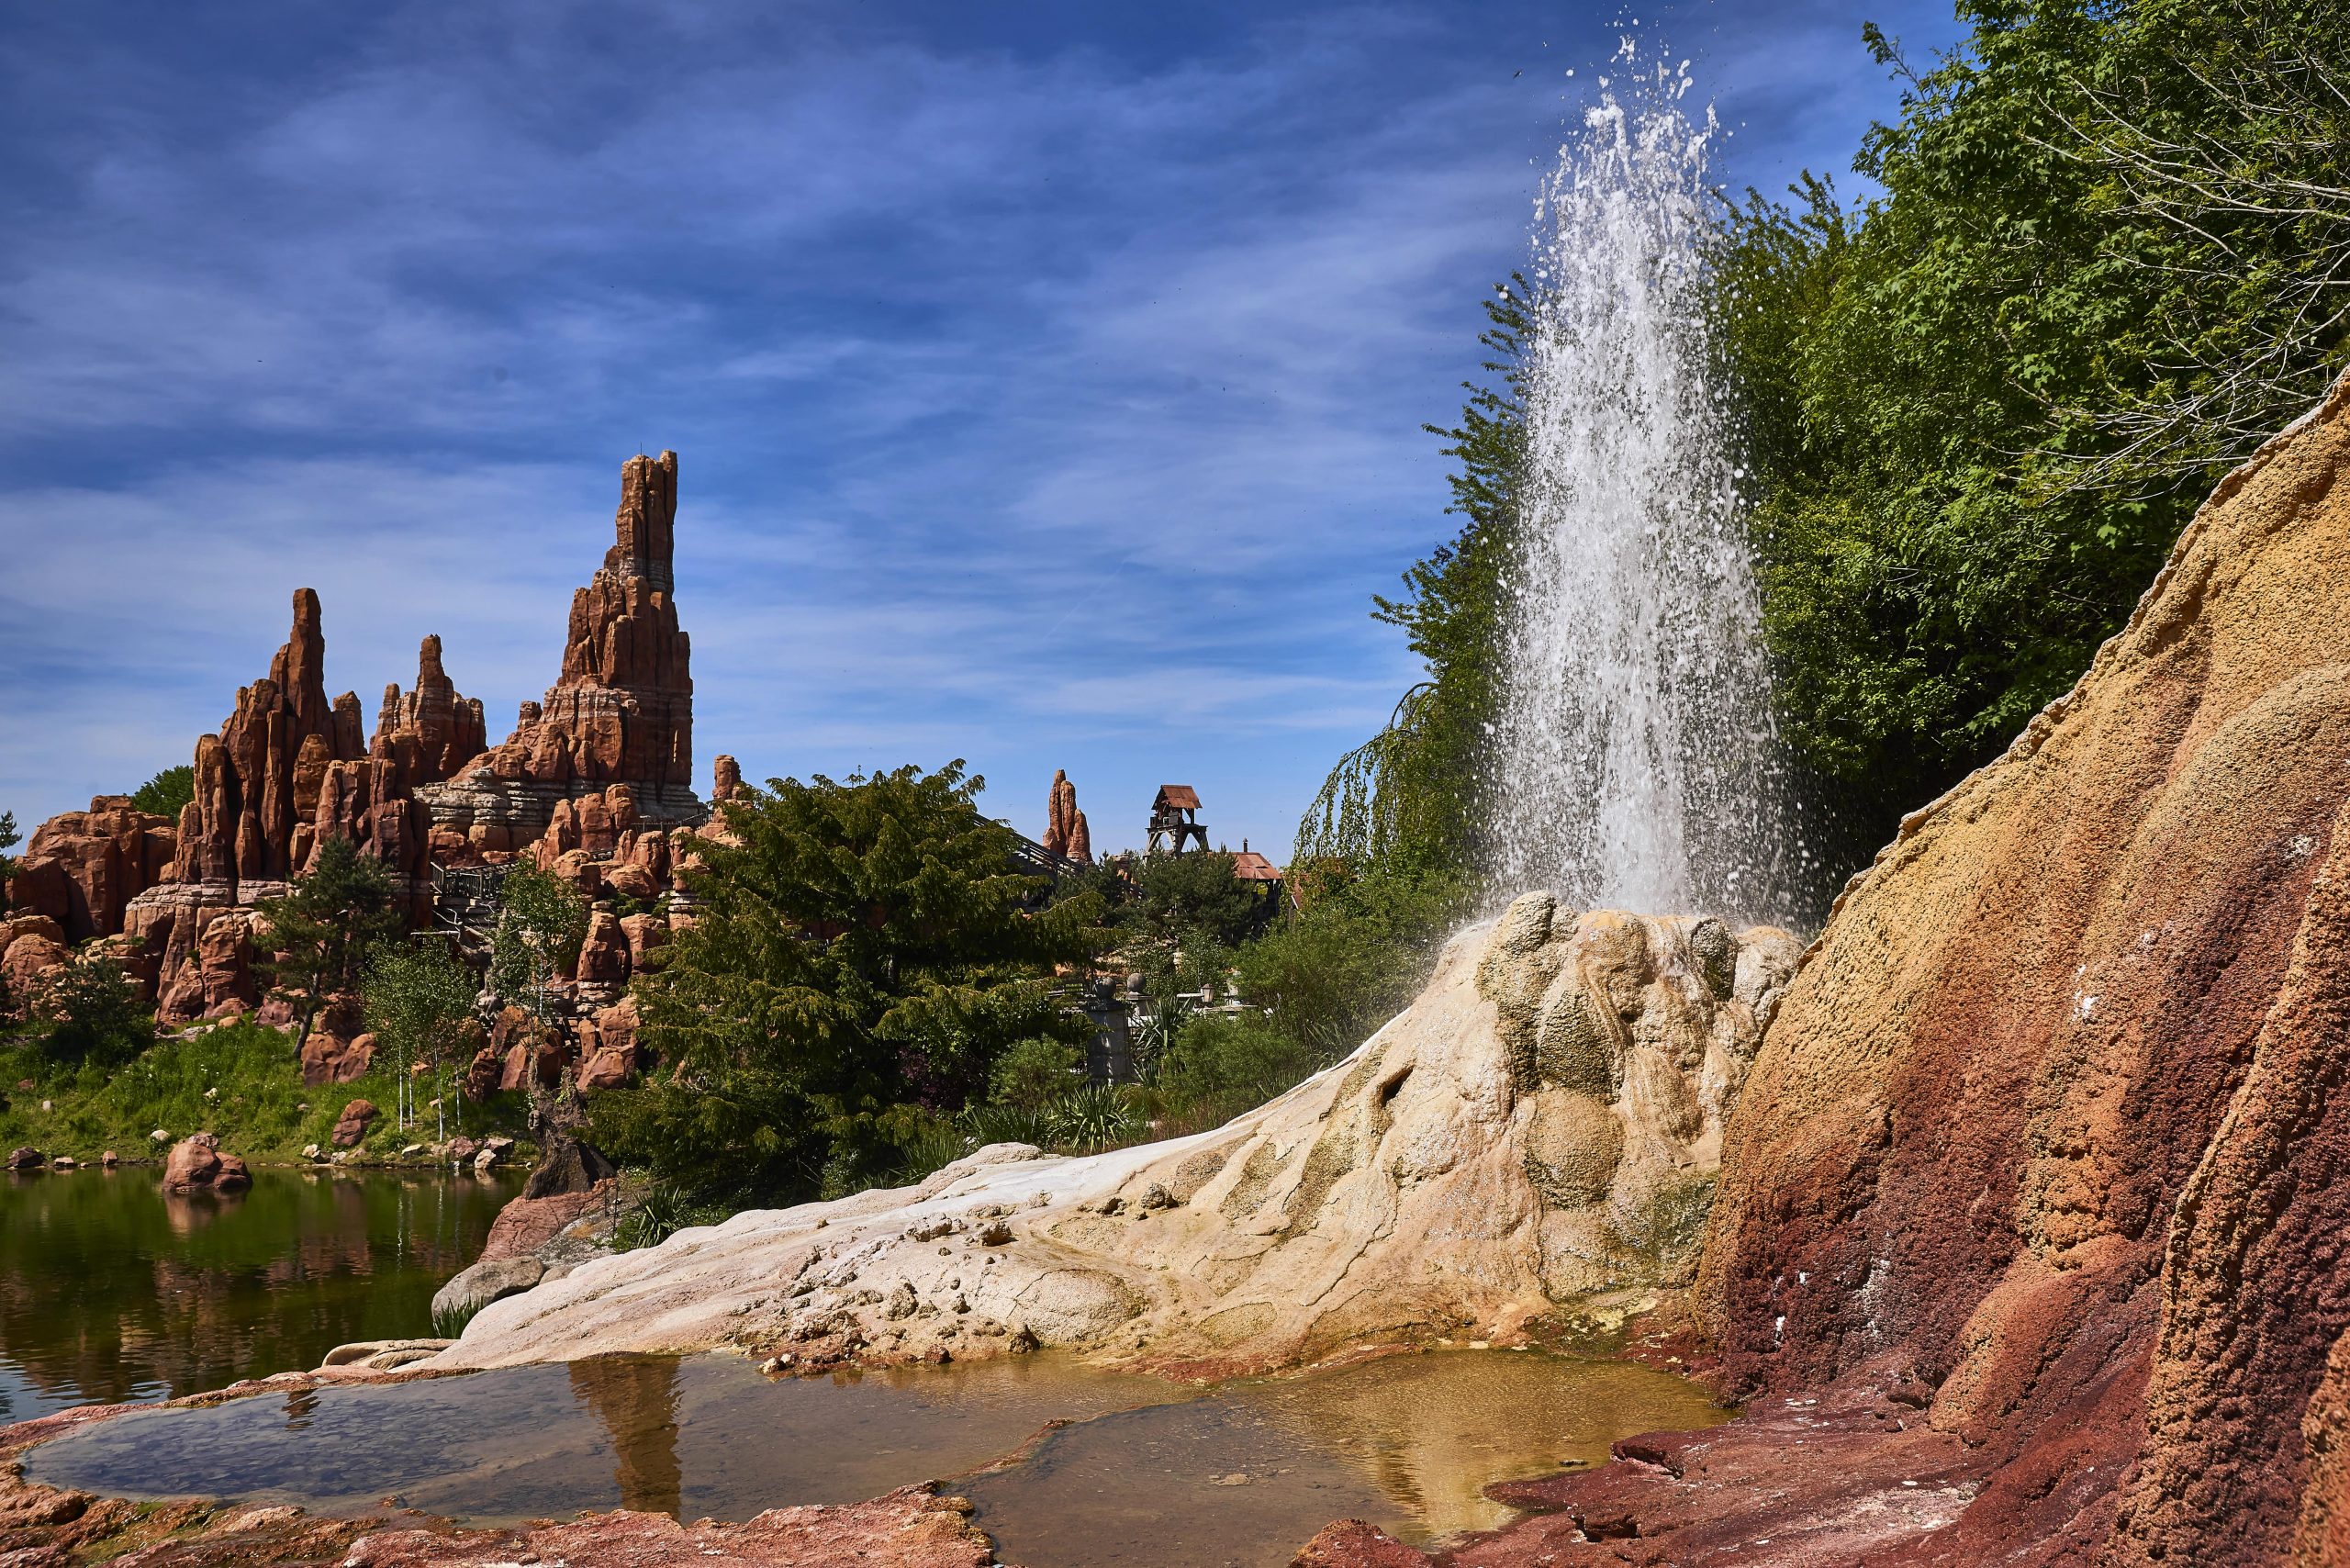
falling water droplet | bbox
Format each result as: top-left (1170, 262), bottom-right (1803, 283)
top-left (1490, 50), bottom-right (1802, 925)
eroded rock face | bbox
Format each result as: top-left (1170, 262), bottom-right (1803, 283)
top-left (1636, 370), bottom-right (2350, 1566)
top-left (369, 635), bottom-right (487, 787)
top-left (421, 453), bottom-right (704, 849)
top-left (435, 909), bottom-right (1792, 1378)
top-left (5, 798), bottom-right (176, 944)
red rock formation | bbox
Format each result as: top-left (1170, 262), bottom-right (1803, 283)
top-left (576, 996), bottom-right (643, 1090)
top-left (1, 916), bottom-right (70, 1012)
top-left (443, 454), bottom-right (694, 798)
top-left (300, 1031), bottom-right (376, 1087)
top-left (1043, 769), bottom-right (1077, 857)
top-left (1323, 376), bottom-right (2350, 1567)
top-left (1067, 810), bottom-right (1091, 866)
top-left (575, 908), bottom-right (630, 984)
top-left (6, 798), bottom-right (177, 943)
top-left (370, 635), bottom-right (487, 787)
top-left (160, 1132), bottom-right (250, 1193)
top-left (711, 753), bottom-right (742, 802)
top-left (330, 1099), bottom-right (379, 1148)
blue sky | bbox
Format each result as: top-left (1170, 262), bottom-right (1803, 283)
top-left (0, 0), bottom-right (1966, 855)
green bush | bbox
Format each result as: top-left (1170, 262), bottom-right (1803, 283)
top-left (1158, 1014), bottom-right (1315, 1114)
top-left (594, 762), bottom-right (1106, 1205)
top-left (35, 954), bottom-right (152, 1070)
top-left (990, 1036), bottom-right (1081, 1111)
top-left (129, 766), bottom-right (195, 819)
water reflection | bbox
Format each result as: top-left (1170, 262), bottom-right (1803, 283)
top-left (0, 1167), bottom-right (520, 1423)
top-left (28, 1348), bottom-right (1727, 1564)
top-left (570, 1354), bottom-right (682, 1517)
top-left (963, 1350), bottom-right (1729, 1563)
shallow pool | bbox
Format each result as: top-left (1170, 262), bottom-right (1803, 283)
top-left (26, 1347), bottom-right (1725, 1564)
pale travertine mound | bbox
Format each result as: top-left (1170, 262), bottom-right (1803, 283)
top-left (435, 904), bottom-right (1797, 1377)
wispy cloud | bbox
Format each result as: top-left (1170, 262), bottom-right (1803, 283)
top-left (0, 0), bottom-right (1955, 852)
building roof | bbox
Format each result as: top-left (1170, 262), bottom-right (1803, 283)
top-left (1154, 785), bottom-right (1202, 812)
top-left (1232, 850), bottom-right (1282, 881)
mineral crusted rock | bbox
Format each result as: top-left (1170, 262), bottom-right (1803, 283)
top-left (5, 798), bottom-right (177, 943)
top-left (434, 908), bottom-right (1793, 1377)
top-left (1307, 372), bottom-right (2350, 1568)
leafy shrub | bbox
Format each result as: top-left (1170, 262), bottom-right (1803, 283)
top-left (989, 1036), bottom-right (1081, 1111)
top-left (129, 766), bottom-right (195, 819)
top-left (614, 1180), bottom-right (731, 1251)
top-left (38, 955), bottom-right (151, 1070)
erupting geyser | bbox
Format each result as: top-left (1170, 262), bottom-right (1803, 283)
top-left (1492, 48), bottom-right (1803, 925)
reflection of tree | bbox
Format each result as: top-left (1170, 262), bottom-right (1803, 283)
top-left (568, 1356), bottom-right (682, 1518)
top-left (0, 1170), bottom-right (520, 1417)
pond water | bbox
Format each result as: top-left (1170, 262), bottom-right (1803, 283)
top-left (0, 1166), bottom-right (520, 1424)
top-left (27, 1347), bottom-right (1726, 1564)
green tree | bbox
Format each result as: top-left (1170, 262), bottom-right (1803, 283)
top-left (129, 766), bottom-right (196, 820)
top-left (38, 953), bottom-right (151, 1070)
top-left (1131, 851), bottom-right (1267, 952)
top-left (486, 868), bottom-right (588, 1025)
top-left (0, 810), bottom-right (17, 916)
top-left (1714, 0), bottom-right (2349, 846)
top-left (253, 836), bottom-right (404, 1047)
top-left (591, 762), bottom-right (1106, 1204)
top-left (365, 936), bottom-right (478, 1140)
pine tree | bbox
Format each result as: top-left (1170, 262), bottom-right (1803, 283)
top-left (254, 835), bottom-right (405, 1047)
top-left (0, 809), bottom-right (19, 916)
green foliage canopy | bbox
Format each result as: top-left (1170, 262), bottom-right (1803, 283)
top-left (129, 767), bottom-right (195, 820)
top-left (252, 836), bottom-right (404, 1042)
top-left (591, 763), bottom-right (1107, 1203)
top-left (1717, 0), bottom-right (2350, 836)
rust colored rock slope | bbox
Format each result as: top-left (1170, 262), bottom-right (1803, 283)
top-left (1299, 369), bottom-right (2350, 1567)
top-left (1693, 371), bottom-right (2350, 1565)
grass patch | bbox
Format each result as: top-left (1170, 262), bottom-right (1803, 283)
top-left (0, 1020), bottom-right (527, 1164)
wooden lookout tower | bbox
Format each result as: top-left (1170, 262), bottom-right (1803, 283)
top-left (1147, 784), bottom-right (1209, 855)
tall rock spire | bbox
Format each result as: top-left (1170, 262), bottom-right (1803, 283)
top-left (423, 450), bottom-right (704, 844)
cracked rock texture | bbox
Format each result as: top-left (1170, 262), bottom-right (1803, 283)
top-left (435, 907), bottom-right (1796, 1378)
